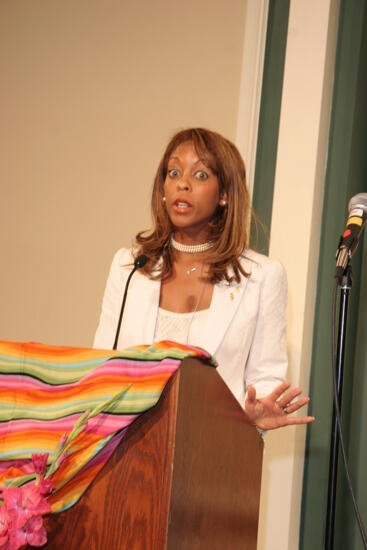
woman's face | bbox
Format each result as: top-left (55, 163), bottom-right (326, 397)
top-left (163, 141), bottom-right (224, 242)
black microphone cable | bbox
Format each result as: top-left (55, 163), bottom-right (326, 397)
top-left (329, 267), bottom-right (367, 548)
top-left (113, 254), bottom-right (147, 350)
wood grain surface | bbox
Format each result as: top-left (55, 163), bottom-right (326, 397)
top-left (167, 360), bottom-right (263, 550)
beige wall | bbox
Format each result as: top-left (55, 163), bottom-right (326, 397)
top-left (0, 0), bottom-right (246, 346)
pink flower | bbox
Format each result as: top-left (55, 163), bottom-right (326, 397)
top-left (7, 526), bottom-right (26, 550)
top-left (1, 488), bottom-right (26, 529)
top-left (24, 515), bottom-right (47, 546)
top-left (0, 504), bottom-right (11, 547)
top-left (1, 484), bottom-right (51, 550)
top-left (2, 485), bottom-right (50, 529)
top-left (21, 485), bottom-right (51, 517)
top-left (31, 454), bottom-right (49, 476)
top-left (11, 515), bottom-right (47, 548)
top-left (57, 451), bottom-right (68, 468)
top-left (37, 477), bottom-right (54, 497)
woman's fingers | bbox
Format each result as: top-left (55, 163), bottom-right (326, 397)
top-left (246, 384), bottom-right (257, 403)
top-left (282, 396), bottom-right (310, 415)
top-left (277, 387), bottom-right (303, 409)
top-left (269, 382), bottom-right (311, 414)
top-left (284, 415), bottom-right (315, 425)
top-left (268, 381), bottom-right (292, 401)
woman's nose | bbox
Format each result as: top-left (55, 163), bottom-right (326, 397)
top-left (177, 173), bottom-right (190, 190)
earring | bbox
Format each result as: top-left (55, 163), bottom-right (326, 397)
top-left (219, 199), bottom-right (227, 206)
top-left (162, 196), bottom-right (166, 203)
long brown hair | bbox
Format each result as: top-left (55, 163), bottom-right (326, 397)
top-left (135, 128), bottom-right (252, 283)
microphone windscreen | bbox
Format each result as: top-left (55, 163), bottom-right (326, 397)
top-left (134, 255), bottom-right (148, 268)
top-left (348, 193), bottom-right (367, 214)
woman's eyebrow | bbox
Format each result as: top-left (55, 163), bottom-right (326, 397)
top-left (168, 156), bottom-right (210, 167)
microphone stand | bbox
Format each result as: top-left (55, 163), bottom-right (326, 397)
top-left (325, 265), bottom-right (353, 549)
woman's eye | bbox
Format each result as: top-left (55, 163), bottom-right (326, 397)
top-left (168, 168), bottom-right (180, 178)
top-left (195, 171), bottom-right (209, 181)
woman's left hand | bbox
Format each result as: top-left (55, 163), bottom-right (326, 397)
top-left (244, 381), bottom-right (315, 431)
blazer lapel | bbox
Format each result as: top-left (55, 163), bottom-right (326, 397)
top-left (201, 277), bottom-right (249, 356)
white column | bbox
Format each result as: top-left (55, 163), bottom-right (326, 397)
top-left (257, 1), bottom-right (340, 549)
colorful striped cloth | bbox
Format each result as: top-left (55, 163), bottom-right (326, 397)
top-left (0, 340), bottom-right (215, 513)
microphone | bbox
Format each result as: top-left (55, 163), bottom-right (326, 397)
top-left (113, 254), bottom-right (148, 350)
top-left (335, 193), bottom-right (367, 282)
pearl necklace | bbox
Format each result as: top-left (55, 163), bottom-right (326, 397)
top-left (171, 235), bottom-right (214, 254)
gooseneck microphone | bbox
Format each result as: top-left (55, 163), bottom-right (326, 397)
top-left (113, 254), bottom-right (148, 350)
top-left (335, 193), bottom-right (367, 282)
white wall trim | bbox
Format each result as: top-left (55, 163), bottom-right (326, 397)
top-left (235, 0), bottom-right (269, 198)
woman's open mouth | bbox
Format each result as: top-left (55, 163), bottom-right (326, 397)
top-left (173, 199), bottom-right (193, 212)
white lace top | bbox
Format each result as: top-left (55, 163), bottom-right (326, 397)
top-left (154, 307), bottom-right (210, 347)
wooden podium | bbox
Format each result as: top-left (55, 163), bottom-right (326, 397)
top-left (43, 358), bottom-right (264, 549)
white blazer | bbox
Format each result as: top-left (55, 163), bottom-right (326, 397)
top-left (93, 248), bottom-right (288, 408)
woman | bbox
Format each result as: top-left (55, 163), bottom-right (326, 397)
top-left (94, 128), bottom-right (314, 431)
